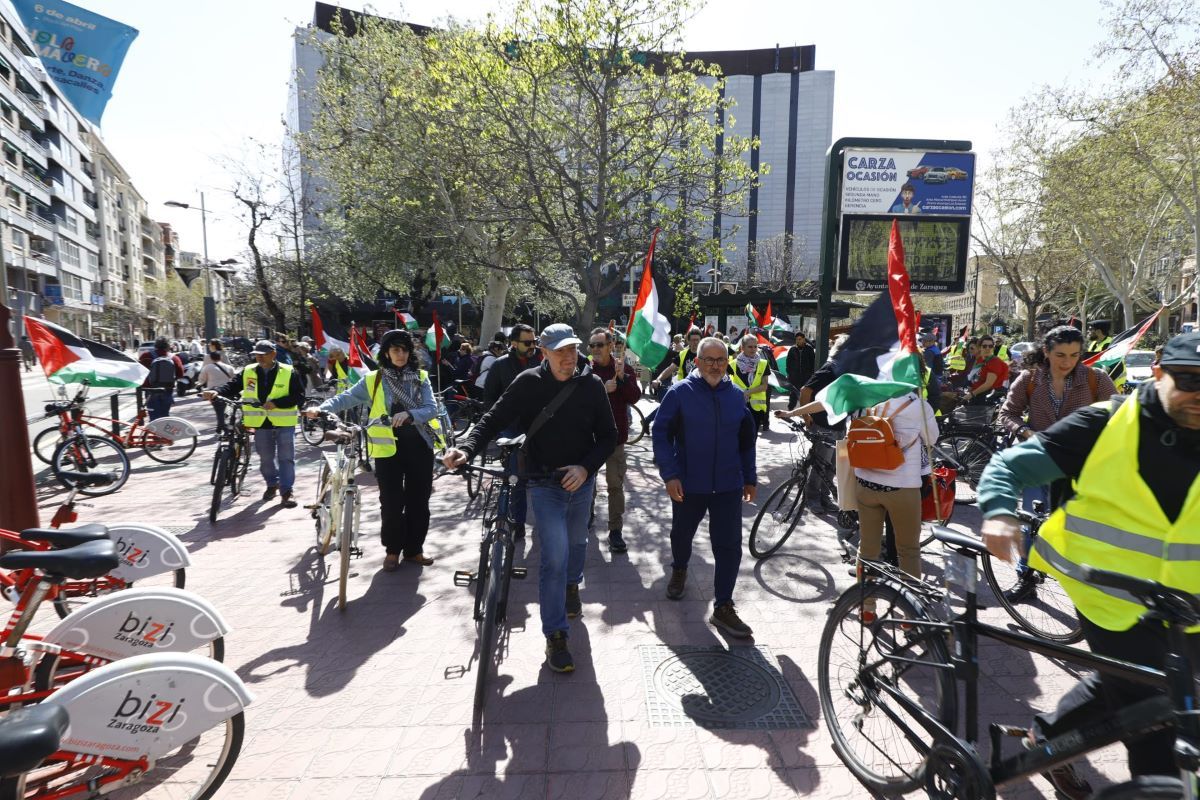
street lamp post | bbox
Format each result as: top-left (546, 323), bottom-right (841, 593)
top-left (165, 193), bottom-right (216, 340)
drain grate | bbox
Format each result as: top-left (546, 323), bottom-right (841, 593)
top-left (639, 645), bottom-right (812, 729)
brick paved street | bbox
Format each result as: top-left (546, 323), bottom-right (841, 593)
top-left (22, 391), bottom-right (1132, 799)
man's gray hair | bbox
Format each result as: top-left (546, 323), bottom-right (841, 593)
top-left (739, 334), bottom-right (759, 348)
top-left (698, 336), bottom-right (728, 358)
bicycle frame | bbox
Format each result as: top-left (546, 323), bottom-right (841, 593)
top-left (854, 553), bottom-right (1198, 795)
top-left (43, 388), bottom-right (176, 450)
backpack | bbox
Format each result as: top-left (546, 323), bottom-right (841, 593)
top-left (846, 397), bottom-right (917, 470)
top-left (1026, 368), bottom-right (1099, 402)
top-left (148, 355), bottom-right (176, 388)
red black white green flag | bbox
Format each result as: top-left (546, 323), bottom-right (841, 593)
top-left (25, 316), bottom-right (148, 388)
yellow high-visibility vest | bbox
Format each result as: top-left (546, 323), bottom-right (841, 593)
top-left (946, 341), bottom-right (966, 372)
top-left (1087, 336), bottom-right (1112, 354)
top-left (240, 364), bottom-right (298, 428)
top-left (728, 356), bottom-right (769, 412)
top-left (361, 369), bottom-right (446, 456)
top-left (1030, 394), bottom-right (1200, 632)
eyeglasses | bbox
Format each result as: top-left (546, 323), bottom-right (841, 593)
top-left (1164, 368), bottom-right (1200, 392)
top-left (588, 342), bottom-right (607, 348)
top-left (979, 344), bottom-right (995, 349)
top-left (516, 339), bottom-right (536, 346)
top-left (697, 356), bottom-right (726, 366)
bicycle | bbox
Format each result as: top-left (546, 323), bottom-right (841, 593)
top-left (45, 404), bottom-right (131, 499)
top-left (33, 384), bottom-right (198, 465)
top-left (1, 476), bottom-right (190, 619)
top-left (308, 412), bottom-right (376, 611)
top-left (818, 525), bottom-right (1200, 799)
top-left (934, 417), bottom-right (1013, 504)
top-left (299, 381), bottom-right (339, 447)
top-left (749, 419), bottom-right (854, 558)
top-left (208, 398), bottom-right (254, 524)
top-left (448, 437), bottom-right (557, 727)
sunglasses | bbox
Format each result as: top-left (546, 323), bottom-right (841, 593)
top-left (588, 342), bottom-right (607, 348)
top-left (516, 339), bottom-right (536, 346)
top-left (1164, 368), bottom-right (1200, 392)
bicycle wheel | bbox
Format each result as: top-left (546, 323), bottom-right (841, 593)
top-left (300, 405), bottom-right (325, 447)
top-left (449, 404), bottom-right (474, 436)
top-left (749, 476), bottom-right (807, 558)
top-left (982, 551), bottom-right (1083, 643)
top-left (935, 433), bottom-right (996, 503)
top-left (338, 490), bottom-right (355, 611)
top-left (32, 426), bottom-right (65, 464)
top-left (52, 566), bottom-right (186, 619)
top-left (141, 416), bottom-right (199, 463)
top-left (313, 461), bottom-right (332, 551)
top-left (474, 535), bottom-right (505, 726)
top-left (52, 435), bottom-right (130, 496)
top-left (626, 405), bottom-right (647, 445)
top-left (819, 580), bottom-right (957, 794)
top-left (210, 446), bottom-right (229, 524)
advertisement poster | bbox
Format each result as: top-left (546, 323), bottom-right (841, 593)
top-left (840, 149), bottom-right (976, 217)
top-left (14, 0), bottom-right (139, 125)
top-left (838, 216), bottom-right (969, 294)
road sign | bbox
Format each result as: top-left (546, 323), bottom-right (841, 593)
top-left (622, 293), bottom-right (637, 306)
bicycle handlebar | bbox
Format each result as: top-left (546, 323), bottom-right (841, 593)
top-left (1079, 565), bottom-right (1200, 627)
top-left (436, 463), bottom-right (565, 483)
top-left (211, 396), bottom-right (262, 408)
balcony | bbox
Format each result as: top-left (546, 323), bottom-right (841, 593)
top-left (27, 211), bottom-right (54, 235)
top-left (83, 189), bottom-right (98, 209)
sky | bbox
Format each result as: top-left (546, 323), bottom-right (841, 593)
top-left (20, 0), bottom-right (1115, 266)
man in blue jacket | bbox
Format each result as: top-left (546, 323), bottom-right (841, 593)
top-left (652, 336), bottom-right (758, 638)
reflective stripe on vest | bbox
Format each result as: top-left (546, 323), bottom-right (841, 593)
top-left (418, 369), bottom-right (447, 451)
top-left (1029, 393), bottom-right (1200, 631)
top-left (676, 349), bottom-right (691, 380)
top-left (364, 370), bottom-right (397, 458)
top-left (240, 364), bottom-right (298, 428)
top-left (728, 357), bottom-right (769, 411)
top-left (946, 342), bottom-right (966, 372)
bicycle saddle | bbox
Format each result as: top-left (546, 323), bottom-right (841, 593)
top-left (20, 523), bottom-right (109, 549)
top-left (0, 540), bottom-right (118, 580)
top-left (54, 470), bottom-right (116, 487)
top-left (931, 525), bottom-right (990, 557)
top-left (496, 434), bottom-right (526, 448)
top-left (43, 401), bottom-right (73, 414)
top-left (0, 704), bottom-right (69, 778)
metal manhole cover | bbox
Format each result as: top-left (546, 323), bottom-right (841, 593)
top-left (639, 645), bottom-right (812, 729)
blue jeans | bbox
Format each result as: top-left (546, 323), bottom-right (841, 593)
top-left (253, 426), bottom-right (295, 492)
top-left (528, 476), bottom-right (594, 637)
top-left (669, 490), bottom-right (743, 608)
top-left (146, 391), bottom-right (173, 421)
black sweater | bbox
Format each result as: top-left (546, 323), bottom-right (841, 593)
top-left (462, 360), bottom-right (617, 476)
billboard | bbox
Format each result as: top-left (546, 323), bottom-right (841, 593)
top-left (841, 150), bottom-right (975, 217)
top-left (14, 0), bottom-right (138, 125)
top-left (836, 147), bottom-right (974, 294)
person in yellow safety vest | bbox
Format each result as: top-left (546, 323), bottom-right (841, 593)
top-left (306, 328), bottom-right (441, 572)
top-left (979, 330), bottom-right (1200, 795)
top-left (730, 334), bottom-right (771, 435)
top-left (1087, 323), bottom-right (1112, 354)
top-left (651, 327), bottom-right (703, 390)
top-left (203, 339), bottom-right (305, 508)
top-left (327, 346), bottom-right (352, 390)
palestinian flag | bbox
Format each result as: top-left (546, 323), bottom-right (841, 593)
top-left (816, 220), bottom-right (924, 422)
top-left (762, 300), bottom-right (794, 334)
top-left (310, 305), bottom-right (364, 384)
top-left (1083, 308), bottom-right (1163, 374)
top-left (424, 309), bottom-right (447, 353)
top-left (745, 302), bottom-right (763, 329)
top-left (755, 333), bottom-right (792, 396)
top-left (625, 228), bottom-right (671, 369)
top-left (25, 317), bottom-right (147, 388)
top-left (395, 310), bottom-right (418, 330)
top-left (350, 326), bottom-right (378, 371)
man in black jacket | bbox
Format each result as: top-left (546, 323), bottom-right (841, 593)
top-left (481, 323), bottom-right (539, 536)
top-left (784, 333), bottom-right (816, 410)
top-left (444, 323), bottom-right (617, 674)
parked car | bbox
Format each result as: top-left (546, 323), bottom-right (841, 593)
top-left (923, 168), bottom-right (949, 184)
top-left (944, 167), bottom-right (968, 180)
top-left (1124, 349), bottom-right (1156, 390)
top-left (906, 165), bottom-right (931, 179)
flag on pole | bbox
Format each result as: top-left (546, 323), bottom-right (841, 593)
top-left (815, 220), bottom-right (924, 422)
top-left (395, 310), bottom-right (418, 330)
top-left (1083, 307), bottom-right (1164, 376)
top-left (625, 228), bottom-right (671, 369)
top-left (350, 326), bottom-right (377, 372)
top-left (309, 304), bottom-right (351, 358)
top-left (745, 303), bottom-right (762, 329)
top-left (425, 310), bottom-right (446, 353)
top-left (25, 316), bottom-right (148, 388)
top-left (761, 300), bottom-right (794, 334)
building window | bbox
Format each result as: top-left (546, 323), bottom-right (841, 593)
top-left (60, 239), bottom-right (81, 269)
top-left (61, 272), bottom-right (82, 301)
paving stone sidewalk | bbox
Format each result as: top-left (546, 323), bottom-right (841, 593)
top-left (24, 393), bottom-right (1132, 799)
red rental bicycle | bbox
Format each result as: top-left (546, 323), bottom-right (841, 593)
top-left (32, 384), bottom-right (198, 466)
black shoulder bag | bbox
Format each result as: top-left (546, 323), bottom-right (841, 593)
top-left (517, 378), bottom-right (579, 473)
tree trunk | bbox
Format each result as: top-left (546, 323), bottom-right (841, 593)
top-left (579, 291), bottom-right (601, 333)
top-left (479, 269), bottom-right (509, 341)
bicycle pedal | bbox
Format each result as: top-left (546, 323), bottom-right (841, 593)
top-left (453, 570), bottom-right (475, 587)
top-left (511, 567), bottom-right (528, 580)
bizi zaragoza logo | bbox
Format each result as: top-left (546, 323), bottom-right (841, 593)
top-left (108, 689), bottom-right (188, 734)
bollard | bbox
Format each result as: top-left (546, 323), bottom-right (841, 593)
top-left (0, 300), bottom-right (40, 536)
top-left (111, 392), bottom-right (121, 437)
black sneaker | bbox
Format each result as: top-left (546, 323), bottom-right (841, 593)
top-left (710, 603), bottom-right (753, 638)
top-left (608, 530), bottom-right (627, 553)
top-left (566, 583), bottom-right (582, 619)
top-left (513, 523), bottom-right (526, 541)
top-left (280, 490), bottom-right (297, 509)
top-left (1023, 729), bottom-right (1091, 799)
top-left (1004, 575), bottom-right (1038, 605)
top-left (262, 485), bottom-right (278, 502)
top-left (545, 631), bottom-right (574, 673)
top-left (666, 568), bottom-right (687, 600)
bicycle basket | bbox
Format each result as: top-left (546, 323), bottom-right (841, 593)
top-left (950, 404), bottom-right (997, 427)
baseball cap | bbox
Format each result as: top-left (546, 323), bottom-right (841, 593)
top-left (539, 323), bottom-right (582, 350)
top-left (1160, 332), bottom-right (1200, 368)
top-left (920, 333), bottom-right (936, 345)
top-left (251, 339), bottom-right (275, 355)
